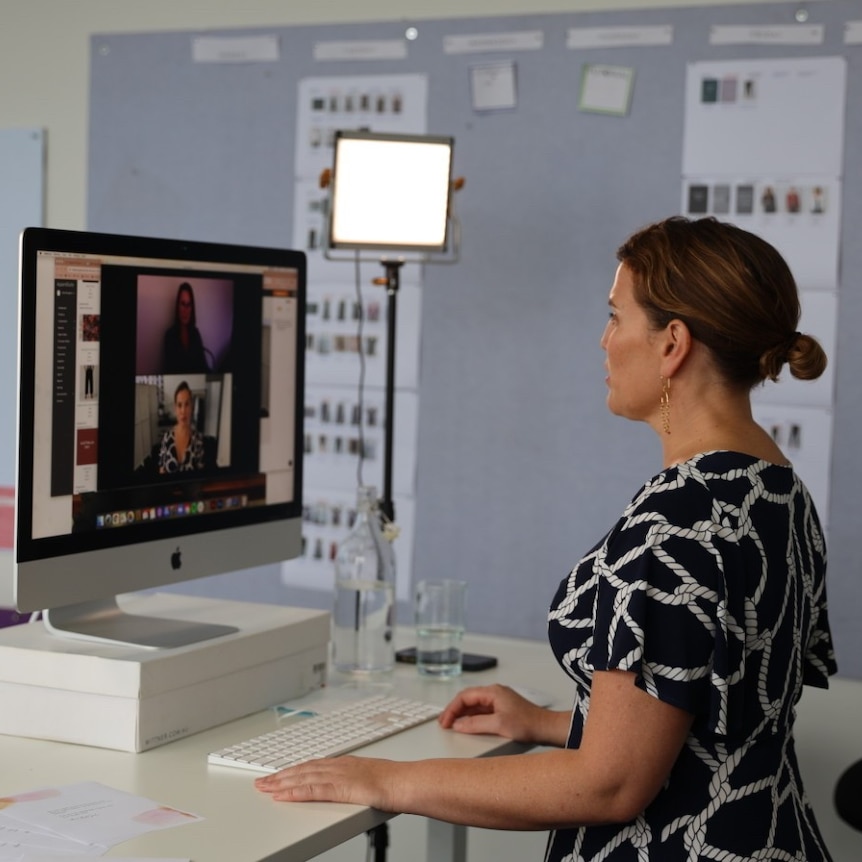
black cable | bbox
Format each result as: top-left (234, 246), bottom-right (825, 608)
top-left (354, 251), bottom-right (366, 489)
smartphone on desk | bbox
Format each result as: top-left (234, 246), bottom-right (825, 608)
top-left (395, 647), bottom-right (498, 672)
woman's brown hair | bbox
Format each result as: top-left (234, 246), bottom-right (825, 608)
top-left (617, 216), bottom-right (827, 388)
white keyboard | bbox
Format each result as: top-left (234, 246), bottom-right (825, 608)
top-left (207, 694), bottom-right (443, 773)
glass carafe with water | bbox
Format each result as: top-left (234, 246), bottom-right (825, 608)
top-left (331, 486), bottom-right (396, 673)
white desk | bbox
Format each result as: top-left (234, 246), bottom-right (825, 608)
top-left (0, 630), bottom-right (573, 862)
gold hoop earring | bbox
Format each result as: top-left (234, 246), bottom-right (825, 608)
top-left (660, 377), bottom-right (671, 435)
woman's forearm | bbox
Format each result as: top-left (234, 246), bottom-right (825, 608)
top-left (529, 708), bottom-right (572, 748)
top-left (387, 748), bottom-right (622, 830)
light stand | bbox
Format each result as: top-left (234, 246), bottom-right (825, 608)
top-left (374, 260), bottom-right (402, 523)
top-left (320, 131), bottom-right (461, 862)
top-left (321, 130), bottom-right (460, 523)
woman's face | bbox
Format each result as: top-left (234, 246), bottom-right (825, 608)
top-left (600, 263), bottom-right (663, 424)
top-left (177, 289), bottom-right (193, 326)
top-left (174, 389), bottom-right (193, 428)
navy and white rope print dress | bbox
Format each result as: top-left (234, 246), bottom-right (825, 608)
top-left (547, 451), bottom-right (836, 862)
top-left (158, 427), bottom-right (205, 473)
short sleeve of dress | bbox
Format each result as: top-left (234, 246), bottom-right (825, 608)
top-left (581, 457), bottom-right (834, 738)
top-left (586, 500), bottom-right (741, 734)
top-left (191, 431), bottom-right (206, 471)
top-left (801, 506), bottom-right (837, 688)
top-left (803, 597), bottom-right (837, 688)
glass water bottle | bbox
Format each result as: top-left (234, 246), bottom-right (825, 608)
top-left (331, 486), bottom-right (396, 673)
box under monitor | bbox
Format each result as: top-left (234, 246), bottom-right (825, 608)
top-left (0, 593), bottom-right (330, 752)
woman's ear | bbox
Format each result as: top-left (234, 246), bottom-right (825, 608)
top-left (659, 319), bottom-right (692, 378)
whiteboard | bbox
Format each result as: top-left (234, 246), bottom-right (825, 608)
top-left (0, 127), bottom-right (43, 601)
top-left (0, 128), bottom-right (44, 485)
top-left (84, 3), bottom-right (862, 677)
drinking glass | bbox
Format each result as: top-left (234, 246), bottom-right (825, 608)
top-left (414, 579), bottom-right (467, 677)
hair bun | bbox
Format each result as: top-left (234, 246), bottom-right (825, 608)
top-left (758, 332), bottom-right (827, 383)
top-left (786, 332), bottom-right (828, 381)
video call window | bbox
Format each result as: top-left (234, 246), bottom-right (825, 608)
top-left (30, 249), bottom-right (300, 542)
top-left (133, 275), bottom-right (236, 479)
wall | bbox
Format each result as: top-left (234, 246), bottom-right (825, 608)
top-left (0, 0), bottom-right (811, 230)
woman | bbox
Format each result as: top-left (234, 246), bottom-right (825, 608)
top-left (158, 381), bottom-right (205, 474)
top-left (255, 217), bottom-right (836, 861)
top-left (163, 282), bottom-right (209, 373)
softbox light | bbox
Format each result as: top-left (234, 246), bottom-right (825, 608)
top-left (327, 131), bottom-right (455, 254)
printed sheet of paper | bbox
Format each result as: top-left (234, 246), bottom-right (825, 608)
top-left (0, 815), bottom-right (106, 858)
top-left (579, 64), bottom-right (634, 116)
top-left (470, 61), bottom-right (518, 112)
top-left (18, 858), bottom-right (187, 862)
top-left (0, 783), bottom-right (201, 854)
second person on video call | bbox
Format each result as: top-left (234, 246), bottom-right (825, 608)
top-left (163, 281), bottom-right (209, 374)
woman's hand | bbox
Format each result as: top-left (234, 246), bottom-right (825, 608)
top-left (255, 673), bottom-right (692, 829)
top-left (255, 755), bottom-right (400, 808)
top-left (254, 686), bottom-right (567, 810)
top-left (439, 684), bottom-right (569, 747)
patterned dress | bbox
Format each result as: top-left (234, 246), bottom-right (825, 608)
top-left (546, 451), bottom-right (836, 862)
top-left (158, 427), bottom-right (206, 473)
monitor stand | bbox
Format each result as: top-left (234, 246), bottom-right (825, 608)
top-left (43, 596), bottom-right (239, 649)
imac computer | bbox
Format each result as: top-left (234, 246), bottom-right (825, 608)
top-left (14, 228), bottom-right (306, 649)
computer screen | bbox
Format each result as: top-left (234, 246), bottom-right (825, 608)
top-left (14, 228), bottom-right (306, 648)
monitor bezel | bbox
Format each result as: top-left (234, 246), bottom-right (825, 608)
top-left (14, 227), bottom-right (306, 614)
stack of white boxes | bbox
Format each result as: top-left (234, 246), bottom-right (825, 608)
top-left (0, 593), bottom-right (330, 752)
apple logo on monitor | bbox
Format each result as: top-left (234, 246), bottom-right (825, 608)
top-left (171, 547), bottom-right (182, 570)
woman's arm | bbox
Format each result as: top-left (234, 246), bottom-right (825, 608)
top-left (255, 670), bottom-right (693, 829)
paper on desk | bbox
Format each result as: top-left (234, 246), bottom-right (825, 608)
top-left (0, 811), bottom-right (105, 858)
top-left (0, 783), bottom-right (202, 850)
